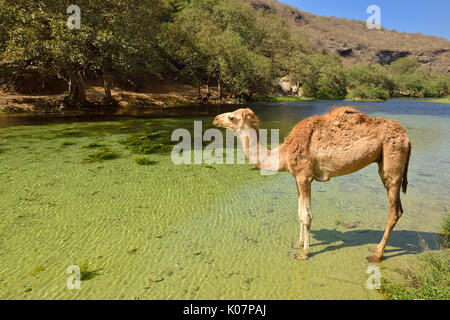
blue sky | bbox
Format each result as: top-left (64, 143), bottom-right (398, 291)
top-left (280, 0), bottom-right (450, 40)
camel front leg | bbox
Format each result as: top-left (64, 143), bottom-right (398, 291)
top-left (292, 190), bottom-right (305, 249)
top-left (292, 208), bottom-right (305, 249)
top-left (294, 180), bottom-right (312, 260)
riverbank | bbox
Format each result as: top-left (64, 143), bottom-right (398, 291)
top-left (412, 96), bottom-right (450, 104)
top-left (255, 95), bottom-right (316, 102)
top-left (0, 80), bottom-right (236, 117)
top-left (1, 82), bottom-right (450, 118)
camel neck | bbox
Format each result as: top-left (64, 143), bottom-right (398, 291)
top-left (235, 128), bottom-right (286, 172)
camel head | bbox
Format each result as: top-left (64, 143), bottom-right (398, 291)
top-left (213, 108), bottom-right (260, 131)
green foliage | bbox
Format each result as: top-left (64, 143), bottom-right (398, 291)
top-left (135, 157), bottom-right (158, 165)
top-left (85, 147), bottom-right (119, 162)
top-left (343, 58), bottom-right (447, 100)
top-left (345, 63), bottom-right (394, 100)
top-left (389, 58), bottom-right (420, 75)
top-left (61, 141), bottom-right (76, 147)
top-left (442, 214), bottom-right (450, 244)
top-left (217, 34), bottom-right (273, 99)
top-left (0, 0), bottom-right (171, 105)
top-left (347, 84), bottom-right (389, 101)
top-left (29, 265), bottom-right (45, 276)
top-left (0, 0), bottom-right (448, 102)
top-left (381, 250), bottom-right (450, 300)
top-left (78, 259), bottom-right (101, 280)
top-left (389, 58), bottom-right (446, 97)
top-left (381, 215), bottom-right (450, 300)
top-left (85, 142), bottom-right (104, 148)
top-left (121, 131), bottom-right (174, 155)
top-left (166, 0), bottom-right (296, 99)
top-left (297, 54), bottom-right (347, 99)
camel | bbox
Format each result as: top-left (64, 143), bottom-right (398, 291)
top-left (213, 107), bottom-right (411, 262)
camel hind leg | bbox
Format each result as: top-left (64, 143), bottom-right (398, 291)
top-left (367, 142), bottom-right (409, 262)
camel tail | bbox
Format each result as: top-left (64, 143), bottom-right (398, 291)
top-left (402, 142), bottom-right (411, 194)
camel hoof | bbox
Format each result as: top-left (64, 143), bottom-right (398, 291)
top-left (368, 247), bottom-right (377, 253)
top-left (294, 249), bottom-right (309, 261)
top-left (294, 252), bottom-right (308, 260)
top-left (291, 242), bottom-right (303, 249)
top-left (366, 255), bottom-right (383, 263)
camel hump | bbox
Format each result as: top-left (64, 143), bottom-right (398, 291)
top-left (325, 106), bottom-right (376, 127)
top-left (329, 106), bottom-right (360, 114)
top-left (327, 106), bottom-right (365, 119)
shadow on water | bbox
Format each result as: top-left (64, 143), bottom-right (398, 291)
top-left (310, 229), bottom-right (442, 260)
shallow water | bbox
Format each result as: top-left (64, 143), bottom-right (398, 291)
top-left (0, 100), bottom-right (449, 299)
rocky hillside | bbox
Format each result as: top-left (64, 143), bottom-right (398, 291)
top-left (239, 0), bottom-right (450, 73)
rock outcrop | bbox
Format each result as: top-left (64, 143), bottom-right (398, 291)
top-left (373, 50), bottom-right (411, 65)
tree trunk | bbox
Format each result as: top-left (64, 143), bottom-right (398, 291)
top-left (217, 77), bottom-right (222, 98)
top-left (207, 78), bottom-right (211, 95)
top-left (247, 89), bottom-right (253, 101)
top-left (102, 57), bottom-right (114, 103)
top-left (196, 81), bottom-right (201, 98)
top-left (67, 68), bottom-right (86, 108)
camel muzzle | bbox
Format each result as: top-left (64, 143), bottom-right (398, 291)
top-left (213, 116), bottom-right (221, 126)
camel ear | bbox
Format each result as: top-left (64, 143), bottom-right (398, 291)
top-left (240, 108), bottom-right (259, 129)
top-left (237, 109), bottom-right (245, 129)
top-left (241, 109), bottom-right (248, 120)
top-left (242, 108), bottom-right (254, 120)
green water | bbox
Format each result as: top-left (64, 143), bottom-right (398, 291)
top-left (0, 100), bottom-right (449, 299)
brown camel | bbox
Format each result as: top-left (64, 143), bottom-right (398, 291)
top-left (213, 107), bottom-right (411, 262)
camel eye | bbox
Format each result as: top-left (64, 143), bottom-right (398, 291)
top-left (229, 116), bottom-right (235, 121)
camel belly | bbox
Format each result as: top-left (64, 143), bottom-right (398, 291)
top-left (312, 138), bottom-right (382, 181)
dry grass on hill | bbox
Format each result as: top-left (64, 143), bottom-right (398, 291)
top-left (240, 0), bottom-right (450, 73)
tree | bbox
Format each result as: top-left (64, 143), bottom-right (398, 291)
top-left (345, 63), bottom-right (394, 100)
top-left (283, 34), bottom-right (313, 90)
top-left (0, 0), bottom-right (171, 107)
top-left (163, 0), bottom-right (216, 97)
top-left (389, 57), bottom-right (420, 75)
top-left (388, 58), bottom-right (443, 97)
top-left (84, 0), bottom-right (172, 102)
top-left (297, 53), bottom-right (347, 99)
top-left (217, 30), bottom-right (272, 100)
top-left (166, 0), bottom-right (295, 100)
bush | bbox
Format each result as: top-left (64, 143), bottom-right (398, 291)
top-left (381, 250), bottom-right (450, 300)
top-left (347, 84), bottom-right (389, 100)
top-left (300, 54), bottom-right (347, 99)
top-left (346, 63), bottom-right (395, 93)
top-left (380, 215), bottom-right (450, 300)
